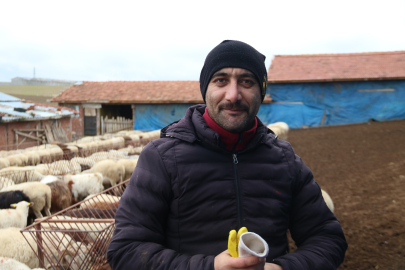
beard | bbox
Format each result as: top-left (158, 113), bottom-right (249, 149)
top-left (212, 101), bottom-right (255, 133)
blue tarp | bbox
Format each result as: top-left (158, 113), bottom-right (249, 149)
top-left (267, 80), bottom-right (405, 128)
top-left (134, 104), bottom-right (198, 131)
top-left (133, 80), bottom-right (405, 130)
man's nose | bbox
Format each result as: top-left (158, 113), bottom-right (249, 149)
top-left (225, 79), bottom-right (241, 102)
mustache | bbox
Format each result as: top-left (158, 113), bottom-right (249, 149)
top-left (218, 102), bottom-right (249, 111)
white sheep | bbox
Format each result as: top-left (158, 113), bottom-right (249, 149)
top-left (21, 152), bottom-right (40, 166)
top-left (0, 227), bottom-right (39, 268)
top-left (40, 175), bottom-right (61, 184)
top-left (44, 160), bottom-right (81, 175)
top-left (117, 158), bottom-right (138, 180)
top-left (108, 149), bottom-right (129, 159)
top-left (0, 158), bottom-right (10, 170)
top-left (267, 122), bottom-right (289, 140)
top-left (82, 159), bottom-right (125, 188)
top-left (0, 177), bottom-right (15, 190)
top-left (70, 157), bottom-right (96, 169)
top-left (0, 256), bottom-right (45, 270)
top-left (64, 173), bottom-right (104, 201)
top-left (1, 182), bottom-right (52, 218)
top-left (321, 189), bottom-right (335, 213)
top-left (80, 193), bottom-right (120, 210)
top-left (4, 155), bottom-right (24, 167)
top-left (0, 201), bottom-right (31, 229)
top-left (0, 227), bottom-right (90, 270)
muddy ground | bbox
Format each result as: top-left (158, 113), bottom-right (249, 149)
top-left (286, 119), bottom-right (405, 270)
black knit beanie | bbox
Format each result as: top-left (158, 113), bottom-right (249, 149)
top-left (199, 40), bottom-right (267, 103)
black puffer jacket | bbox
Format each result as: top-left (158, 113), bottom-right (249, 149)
top-left (107, 104), bottom-right (347, 270)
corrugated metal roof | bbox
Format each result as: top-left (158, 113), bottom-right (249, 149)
top-left (0, 92), bottom-right (21, 102)
top-left (0, 101), bottom-right (35, 108)
top-left (0, 93), bottom-right (77, 122)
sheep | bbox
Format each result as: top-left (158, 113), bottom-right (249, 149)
top-left (0, 177), bottom-right (15, 190)
top-left (40, 175), bottom-right (61, 184)
top-left (0, 201), bottom-right (31, 229)
top-left (0, 190), bottom-right (30, 209)
top-left (80, 194), bottom-right (120, 210)
top-left (70, 157), bottom-right (96, 169)
top-left (1, 182), bottom-right (52, 218)
top-left (117, 158), bottom-right (138, 180)
top-left (45, 160), bottom-right (81, 175)
top-left (89, 151), bottom-right (110, 163)
top-left (0, 167), bottom-right (43, 184)
top-left (45, 180), bottom-right (72, 214)
top-left (267, 121), bottom-right (289, 140)
top-left (0, 257), bottom-right (45, 270)
top-left (0, 158), bottom-right (10, 169)
top-left (0, 227), bottom-right (39, 268)
top-left (0, 227), bottom-right (90, 270)
top-left (108, 149), bottom-right (129, 160)
top-left (63, 208), bottom-right (117, 219)
top-left (63, 173), bottom-right (104, 201)
top-left (82, 159), bottom-right (125, 189)
top-left (321, 189), bottom-right (335, 213)
top-left (4, 155), bottom-right (23, 167)
top-left (21, 152), bottom-right (40, 166)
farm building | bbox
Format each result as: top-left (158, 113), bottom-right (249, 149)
top-left (265, 50), bottom-right (405, 128)
top-left (52, 81), bottom-right (273, 136)
top-left (0, 92), bottom-right (78, 150)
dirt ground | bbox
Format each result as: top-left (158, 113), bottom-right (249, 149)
top-left (286, 119), bottom-right (405, 270)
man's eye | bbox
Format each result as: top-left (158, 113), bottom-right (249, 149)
top-left (215, 78), bottom-right (226, 83)
top-left (241, 79), bottom-right (254, 86)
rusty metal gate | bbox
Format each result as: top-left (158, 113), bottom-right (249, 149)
top-left (21, 179), bottom-right (130, 269)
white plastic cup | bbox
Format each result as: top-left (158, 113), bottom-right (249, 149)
top-left (238, 232), bottom-right (269, 258)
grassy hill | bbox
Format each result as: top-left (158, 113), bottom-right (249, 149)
top-left (0, 85), bottom-right (69, 96)
top-left (0, 85), bottom-right (71, 104)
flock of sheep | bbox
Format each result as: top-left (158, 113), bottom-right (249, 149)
top-left (0, 129), bottom-right (160, 270)
top-left (0, 121), bottom-right (334, 270)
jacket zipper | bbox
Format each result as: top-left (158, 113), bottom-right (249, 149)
top-left (233, 153), bottom-right (243, 229)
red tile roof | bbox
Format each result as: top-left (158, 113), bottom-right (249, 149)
top-left (51, 81), bottom-right (204, 104)
top-left (267, 51), bottom-right (405, 83)
top-left (51, 81), bottom-right (273, 104)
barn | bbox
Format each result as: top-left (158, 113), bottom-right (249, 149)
top-left (265, 50), bottom-right (405, 128)
top-left (52, 81), bottom-right (203, 136)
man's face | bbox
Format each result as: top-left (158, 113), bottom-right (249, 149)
top-left (205, 67), bottom-right (261, 133)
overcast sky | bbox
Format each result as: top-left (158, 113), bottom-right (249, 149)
top-left (1, 0), bottom-right (404, 82)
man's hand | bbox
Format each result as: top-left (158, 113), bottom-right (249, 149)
top-left (264, 263), bottom-right (283, 270)
top-left (214, 250), bottom-right (266, 270)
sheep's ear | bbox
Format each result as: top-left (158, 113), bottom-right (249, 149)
top-left (10, 203), bottom-right (16, 208)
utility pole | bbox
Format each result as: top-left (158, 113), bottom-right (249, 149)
top-left (33, 67), bottom-right (35, 78)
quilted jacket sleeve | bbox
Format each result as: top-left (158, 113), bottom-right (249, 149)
top-left (107, 141), bottom-right (215, 270)
top-left (273, 144), bottom-right (348, 270)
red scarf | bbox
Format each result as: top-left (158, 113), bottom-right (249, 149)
top-left (203, 108), bottom-right (257, 151)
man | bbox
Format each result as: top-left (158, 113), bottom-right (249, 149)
top-left (107, 40), bottom-right (347, 270)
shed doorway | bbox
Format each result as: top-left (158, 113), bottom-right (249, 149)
top-left (100, 104), bottom-right (133, 134)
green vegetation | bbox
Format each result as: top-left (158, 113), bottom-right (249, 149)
top-left (0, 85), bottom-right (70, 96)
